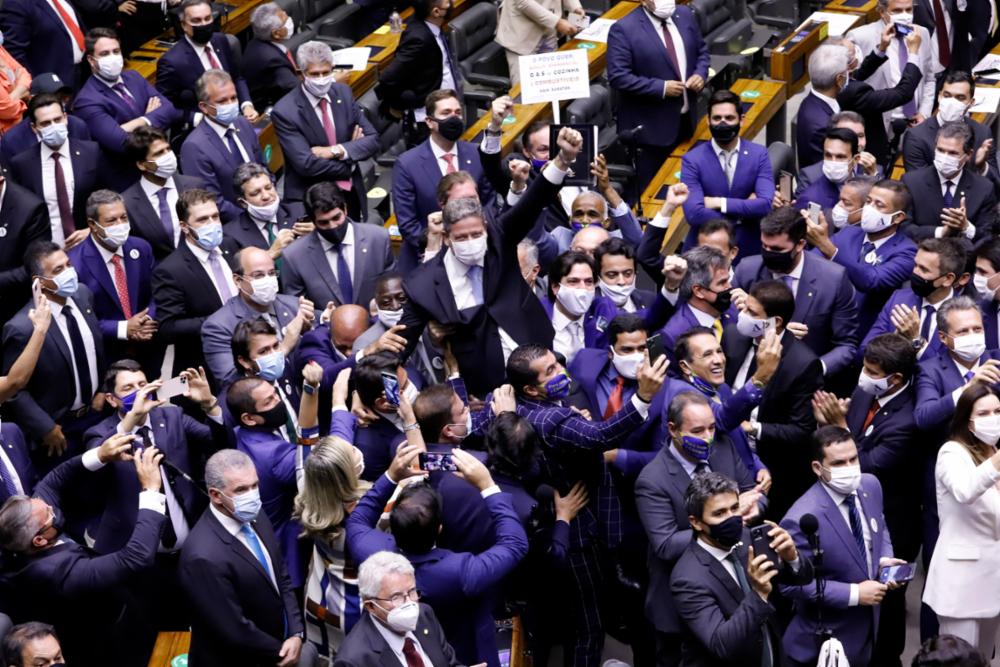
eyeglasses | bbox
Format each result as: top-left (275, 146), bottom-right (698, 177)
top-left (35, 507), bottom-right (56, 538)
top-left (372, 587), bottom-right (421, 606)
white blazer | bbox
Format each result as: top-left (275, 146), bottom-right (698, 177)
top-left (923, 440), bottom-right (1000, 618)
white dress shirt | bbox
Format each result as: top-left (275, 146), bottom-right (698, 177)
top-left (810, 88), bottom-right (841, 115)
top-left (552, 306), bottom-right (585, 364)
top-left (371, 617), bottom-right (435, 667)
top-left (91, 238), bottom-right (132, 340)
top-left (644, 8), bottom-right (688, 113)
top-left (46, 0), bottom-right (84, 63)
top-left (186, 35), bottom-right (221, 71)
top-left (209, 503), bottom-right (278, 589)
top-left (140, 176), bottom-right (181, 245)
top-left (318, 222), bottom-right (356, 286)
top-left (418, 22), bottom-right (458, 123)
top-left (185, 239), bottom-right (238, 301)
top-left (771, 252), bottom-right (805, 298)
top-left (0, 421), bottom-right (24, 495)
top-left (951, 356), bottom-right (982, 405)
top-left (430, 135), bottom-right (461, 178)
top-left (711, 138), bottom-right (741, 196)
top-left (49, 297), bottom-right (98, 410)
top-left (821, 482), bottom-right (873, 604)
top-left (205, 116), bottom-right (251, 163)
top-left (40, 142), bottom-right (75, 246)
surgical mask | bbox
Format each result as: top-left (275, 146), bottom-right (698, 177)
top-left (973, 274), bottom-right (998, 300)
top-left (823, 159), bottom-right (851, 183)
top-left (51, 267), bottom-right (78, 297)
top-left (651, 0), bottom-right (676, 18)
top-left (709, 122), bottom-right (739, 145)
top-left (598, 278), bottom-right (635, 306)
top-left (39, 122), bottom-right (68, 148)
top-left (447, 411), bottom-right (473, 441)
top-left (225, 488), bottom-right (262, 523)
top-left (706, 515), bottom-right (743, 549)
top-left (556, 285), bottom-right (595, 317)
top-left (100, 222), bottom-right (131, 249)
top-left (450, 235), bottom-right (487, 265)
top-left (678, 433), bottom-right (713, 462)
top-left (761, 248), bottom-right (797, 274)
top-left (934, 150), bottom-right (963, 179)
top-left (860, 204), bottom-right (899, 234)
top-left (938, 96), bottom-right (968, 123)
top-left (736, 310), bottom-right (774, 338)
top-left (824, 464), bottom-right (861, 495)
top-left (831, 203), bottom-right (855, 229)
top-left (530, 158), bottom-right (546, 171)
top-left (384, 601), bottom-right (420, 633)
top-left (116, 387), bottom-right (149, 414)
top-left (256, 401), bottom-right (290, 431)
top-left (378, 308), bottom-right (403, 327)
top-left (255, 349), bottom-right (286, 382)
top-left (246, 275), bottom-right (279, 306)
top-left (402, 381), bottom-right (419, 405)
top-left (211, 101), bottom-right (239, 126)
top-left (952, 332), bottom-right (986, 362)
top-left (153, 151), bottom-right (178, 179)
top-left (247, 198), bottom-right (280, 222)
top-left (890, 12), bottom-right (913, 26)
top-left (280, 15), bottom-right (294, 38)
top-left (909, 273), bottom-right (939, 298)
top-left (434, 116), bottom-right (465, 142)
top-left (0, 30), bottom-right (4, 46)
top-left (857, 370), bottom-right (891, 397)
top-left (96, 54), bottom-right (124, 80)
top-left (193, 221), bottom-right (223, 251)
top-left (539, 371), bottom-right (571, 400)
top-left (304, 74), bottom-right (334, 98)
top-left (611, 348), bottom-right (643, 380)
top-left (190, 23), bottom-right (215, 45)
top-left (971, 415), bottom-right (1000, 446)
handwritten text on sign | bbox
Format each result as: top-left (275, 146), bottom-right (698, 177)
top-left (519, 50), bottom-right (591, 105)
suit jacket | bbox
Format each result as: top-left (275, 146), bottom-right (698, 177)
top-left (793, 166), bottom-right (840, 213)
top-left (9, 138), bottom-right (103, 230)
top-left (795, 92), bottom-right (837, 168)
top-left (838, 59), bottom-right (923, 165)
top-left (680, 139), bottom-right (774, 255)
top-left (828, 226), bottom-right (916, 333)
top-left (155, 33), bottom-right (252, 124)
top-left (376, 20), bottom-right (460, 112)
top-left (0, 288), bottom-right (105, 441)
top-left (606, 5), bottom-right (709, 148)
top-left (423, 443), bottom-right (497, 554)
top-left (123, 174), bottom-right (206, 261)
top-left (496, 0), bottom-right (582, 54)
top-left (0, 0), bottom-right (83, 89)
top-left (660, 302), bottom-right (737, 366)
top-left (670, 532), bottom-right (813, 667)
top-left (914, 348), bottom-right (1000, 433)
top-left (902, 164), bottom-right (998, 242)
top-left (984, 297), bottom-right (1000, 350)
top-left (903, 115), bottom-right (1000, 191)
top-left (270, 83), bottom-right (378, 202)
top-left (0, 115), bottom-right (91, 169)
top-left (780, 475), bottom-right (894, 667)
top-left (540, 294), bottom-right (620, 356)
top-left (0, 422), bottom-right (36, 502)
top-left (333, 605), bottom-right (461, 667)
top-left (0, 180), bottom-right (49, 322)
top-left (243, 39), bottom-right (300, 110)
top-left (180, 508), bottom-right (304, 667)
top-left (636, 437), bottom-right (758, 633)
top-left (346, 474), bottom-right (528, 667)
top-left (221, 202), bottom-right (305, 256)
top-left (861, 286), bottom-right (947, 362)
top-left (392, 138), bottom-right (498, 272)
top-left (732, 252), bottom-right (859, 375)
top-left (179, 116), bottom-right (266, 220)
top-left (201, 293), bottom-right (302, 388)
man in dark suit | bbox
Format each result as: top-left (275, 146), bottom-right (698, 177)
top-left (0, 423), bottom-right (37, 505)
top-left (1, 622), bottom-right (66, 667)
top-left (221, 163), bottom-right (308, 258)
top-left (271, 40), bottom-right (378, 212)
top-left (122, 126), bottom-right (206, 261)
top-left (396, 129), bottom-right (581, 397)
top-left (180, 70), bottom-right (267, 222)
top-left (10, 93), bottom-right (103, 249)
top-left (723, 280), bottom-right (824, 520)
top-left (243, 3), bottom-right (300, 110)
top-left (902, 121), bottom-right (998, 242)
top-left (281, 182), bottom-right (394, 310)
top-left (335, 551), bottom-right (462, 667)
top-left (155, 0), bottom-right (258, 126)
top-left (795, 128), bottom-right (861, 214)
top-left (0, 178), bottom-right (49, 324)
top-left (0, 73), bottom-right (92, 170)
top-left (0, 0), bottom-right (85, 90)
top-left (796, 44), bottom-right (850, 168)
top-left (595, 237), bottom-right (656, 314)
top-left (2, 241), bottom-right (106, 462)
top-left (732, 206), bottom-right (860, 380)
top-left (606, 0), bottom-right (709, 193)
top-left (179, 448), bottom-right (305, 667)
top-left (74, 28), bottom-right (181, 190)
top-left (661, 246), bottom-right (737, 364)
top-left (977, 239), bottom-right (1000, 349)
top-left (539, 251), bottom-right (620, 364)
top-left (152, 189), bottom-right (236, 375)
top-left (670, 472), bottom-right (812, 667)
top-left (66, 190), bottom-right (158, 369)
top-left (0, 438), bottom-right (166, 665)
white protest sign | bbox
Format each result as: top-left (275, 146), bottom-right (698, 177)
top-left (518, 49), bottom-right (591, 105)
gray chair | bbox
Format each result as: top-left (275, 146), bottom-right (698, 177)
top-left (690, 0), bottom-right (753, 55)
top-left (768, 141), bottom-right (795, 182)
top-left (305, 0), bottom-right (362, 43)
top-left (448, 2), bottom-right (509, 92)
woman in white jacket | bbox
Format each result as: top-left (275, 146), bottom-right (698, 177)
top-left (924, 384), bottom-right (1000, 659)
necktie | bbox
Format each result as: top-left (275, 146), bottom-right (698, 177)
top-left (204, 44), bottom-right (222, 69)
top-left (442, 152), bottom-right (457, 174)
top-left (439, 29), bottom-right (460, 91)
top-left (135, 424), bottom-right (176, 547)
top-left (265, 221), bottom-right (276, 245)
top-left (727, 551), bottom-right (752, 594)
top-left (135, 425), bottom-right (154, 451)
top-left (50, 0), bottom-right (85, 52)
top-left (318, 98), bottom-right (353, 191)
top-left (694, 461), bottom-right (710, 475)
top-left (0, 448), bottom-right (20, 502)
top-left (659, 20), bottom-right (682, 79)
top-left (712, 318), bottom-right (723, 341)
top-left (861, 241), bottom-right (876, 263)
top-left (156, 188), bottom-right (174, 240)
top-left (844, 494), bottom-right (868, 564)
top-left (224, 128), bottom-right (243, 166)
top-left (781, 275), bottom-right (794, 294)
top-left (603, 376), bottom-right (625, 419)
top-left (51, 152), bottom-right (75, 240)
top-left (402, 638), bottom-right (426, 667)
top-left (897, 39), bottom-right (918, 117)
top-left (283, 48), bottom-right (300, 73)
top-left (332, 243), bottom-right (354, 304)
top-left (861, 399), bottom-right (881, 431)
top-left (943, 181), bottom-right (954, 208)
top-left (919, 304), bottom-right (935, 341)
top-left (112, 83), bottom-right (139, 115)
top-left (720, 150), bottom-right (733, 187)
top-left (930, 0), bottom-right (952, 66)
top-left (207, 251), bottom-right (233, 302)
top-left (466, 265), bottom-right (483, 306)
top-left (110, 255), bottom-right (133, 319)
top-left (62, 304), bottom-right (93, 404)
top-left (965, 369), bottom-right (976, 382)
top-left (239, 524), bottom-right (274, 580)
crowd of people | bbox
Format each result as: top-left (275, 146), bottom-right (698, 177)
top-left (0, 0), bottom-right (999, 665)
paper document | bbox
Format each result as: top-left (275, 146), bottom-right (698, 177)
top-left (800, 11), bottom-right (859, 36)
top-left (973, 53), bottom-right (1000, 74)
top-left (576, 18), bottom-right (616, 43)
top-left (331, 47), bottom-right (372, 71)
top-left (970, 87), bottom-right (1000, 113)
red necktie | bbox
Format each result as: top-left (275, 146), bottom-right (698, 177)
top-left (204, 44), bottom-right (222, 69)
top-left (861, 400), bottom-right (881, 431)
top-left (402, 638), bottom-right (426, 667)
top-left (318, 98), bottom-right (352, 191)
top-left (51, 152), bottom-right (75, 240)
top-left (110, 255), bottom-right (133, 319)
top-left (660, 20), bottom-right (682, 78)
top-left (442, 153), bottom-right (456, 174)
top-left (50, 0), bottom-right (85, 52)
top-left (604, 376), bottom-right (626, 419)
top-left (284, 49), bottom-right (300, 74)
top-left (930, 0), bottom-right (951, 67)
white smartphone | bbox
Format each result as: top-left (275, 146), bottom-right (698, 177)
top-left (31, 278), bottom-right (43, 308)
top-left (570, 12), bottom-right (590, 29)
top-left (808, 202), bottom-right (822, 224)
top-left (158, 375), bottom-right (188, 400)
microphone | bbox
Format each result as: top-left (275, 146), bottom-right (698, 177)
top-left (618, 124), bottom-right (644, 146)
top-left (801, 512), bottom-right (819, 549)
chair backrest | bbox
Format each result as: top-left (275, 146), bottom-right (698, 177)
top-left (448, 2), bottom-right (498, 61)
top-left (690, 0), bottom-right (732, 36)
top-left (275, 0), bottom-right (307, 26)
top-left (358, 89), bottom-right (404, 155)
top-left (224, 33), bottom-right (243, 74)
top-left (767, 141), bottom-right (795, 181)
top-left (305, 0), bottom-right (342, 21)
top-left (566, 84), bottom-right (613, 128)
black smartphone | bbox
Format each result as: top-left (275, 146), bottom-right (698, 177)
top-left (879, 562), bottom-right (916, 584)
top-left (750, 524), bottom-right (780, 568)
top-left (646, 333), bottom-right (666, 367)
top-left (419, 452), bottom-right (458, 472)
top-left (381, 372), bottom-right (401, 407)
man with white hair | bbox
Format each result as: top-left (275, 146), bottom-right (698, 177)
top-left (271, 40), bottom-right (379, 215)
top-left (244, 2), bottom-right (302, 109)
top-left (179, 448), bottom-right (309, 667)
top-left (795, 43), bottom-right (851, 167)
top-left (334, 551), bottom-right (463, 667)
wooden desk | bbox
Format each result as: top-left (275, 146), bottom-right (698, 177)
top-left (147, 632), bottom-right (190, 667)
top-left (670, 79), bottom-right (786, 156)
top-left (822, 0), bottom-right (880, 23)
top-left (770, 19), bottom-right (829, 96)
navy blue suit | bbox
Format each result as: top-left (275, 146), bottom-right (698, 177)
top-left (0, 0), bottom-right (84, 89)
top-left (793, 163), bottom-right (841, 213)
top-left (9, 138), bottom-right (104, 230)
top-left (179, 116), bottom-right (265, 221)
top-left (243, 39), bottom-right (299, 110)
top-left (155, 34), bottom-right (252, 124)
top-left (0, 181), bottom-right (49, 324)
top-left (423, 443), bottom-right (496, 555)
top-left (220, 202), bottom-right (305, 256)
top-left (902, 164), bottom-right (999, 242)
top-left (795, 92), bottom-right (836, 168)
top-left (541, 294), bottom-right (620, 355)
top-left (984, 297), bottom-right (1000, 350)
top-left (123, 174), bottom-right (206, 262)
top-left (0, 115), bottom-right (90, 169)
top-left (0, 422), bottom-right (36, 502)
top-left (862, 287), bottom-right (948, 362)
top-left (914, 349), bottom-right (1000, 433)
top-left (659, 303), bottom-right (737, 366)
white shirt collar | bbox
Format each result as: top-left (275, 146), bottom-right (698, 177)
top-left (711, 138), bottom-right (741, 156)
top-left (773, 252), bottom-right (805, 280)
top-left (205, 115), bottom-right (236, 137)
top-left (41, 141), bottom-right (70, 159)
top-left (140, 176), bottom-right (175, 198)
top-left (93, 73), bottom-right (125, 88)
top-left (821, 480), bottom-right (852, 505)
top-left (443, 246), bottom-right (483, 271)
top-left (667, 443), bottom-right (699, 478)
top-left (303, 85), bottom-right (329, 107)
top-left (370, 614), bottom-right (422, 655)
top-left (643, 7), bottom-right (673, 26)
top-left (429, 136), bottom-right (456, 161)
top-left (91, 236), bottom-right (124, 263)
top-left (209, 503), bottom-right (245, 536)
top-left (953, 354), bottom-right (981, 376)
top-left (689, 304), bottom-right (719, 328)
top-left (318, 222), bottom-right (354, 251)
top-left (877, 380), bottom-right (909, 407)
top-left (938, 169), bottom-right (963, 188)
top-left (923, 288), bottom-right (955, 309)
top-left (864, 231), bottom-right (896, 249)
top-left (552, 304), bottom-right (582, 330)
top-left (695, 536), bottom-right (739, 562)
top-left (425, 20), bottom-right (442, 36)
top-left (810, 88), bottom-right (841, 114)
top-left (185, 34), bottom-right (212, 53)
top-left (186, 238), bottom-right (220, 263)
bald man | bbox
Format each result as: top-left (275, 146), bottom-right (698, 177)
top-left (201, 246), bottom-right (316, 389)
top-left (547, 190), bottom-right (643, 254)
top-left (571, 225), bottom-right (611, 256)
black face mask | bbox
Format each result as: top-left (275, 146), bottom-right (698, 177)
top-left (910, 273), bottom-right (940, 298)
top-left (706, 515), bottom-right (744, 548)
top-left (434, 116), bottom-right (465, 142)
top-left (255, 401), bottom-right (289, 431)
top-left (191, 23), bottom-right (215, 45)
top-left (761, 248), bottom-right (797, 274)
top-left (710, 287), bottom-right (733, 313)
top-left (709, 121), bottom-right (740, 145)
top-left (318, 222), bottom-right (348, 245)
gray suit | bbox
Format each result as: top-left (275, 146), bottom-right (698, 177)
top-left (200, 293), bottom-right (302, 388)
top-left (280, 223), bottom-right (394, 308)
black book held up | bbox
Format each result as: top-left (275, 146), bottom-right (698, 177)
top-left (549, 124), bottom-right (598, 187)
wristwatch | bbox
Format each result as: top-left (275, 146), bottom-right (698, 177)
top-left (302, 383), bottom-right (318, 396)
top-left (911, 337), bottom-right (926, 351)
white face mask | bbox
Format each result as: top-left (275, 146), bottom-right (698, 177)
top-left (556, 285), bottom-right (595, 318)
top-left (246, 275), bottom-right (279, 306)
top-left (96, 54), bottom-right (124, 80)
top-left (824, 464), bottom-right (862, 495)
top-left (381, 601), bottom-right (420, 633)
top-left (830, 203), bottom-right (855, 229)
top-left (973, 274), bottom-right (998, 300)
top-left (934, 150), bottom-right (963, 179)
top-left (378, 307), bottom-right (403, 328)
top-left (100, 222), bottom-right (131, 249)
top-left (598, 278), bottom-right (636, 307)
top-left (281, 15), bottom-right (294, 39)
top-left (938, 96), bottom-right (968, 123)
top-left (247, 198), bottom-right (280, 222)
top-left (972, 415), bottom-right (1000, 446)
top-left (450, 235), bottom-right (488, 265)
top-left (304, 74), bottom-right (334, 98)
top-left (823, 159), bottom-right (852, 183)
top-left (952, 332), bottom-right (986, 362)
top-left (736, 310), bottom-right (775, 338)
top-left (859, 204), bottom-right (899, 234)
top-left (889, 11), bottom-right (913, 26)
top-left (611, 348), bottom-right (643, 380)
top-left (857, 370), bottom-right (891, 397)
top-left (651, 0), bottom-right (676, 18)
top-left (153, 151), bottom-right (178, 179)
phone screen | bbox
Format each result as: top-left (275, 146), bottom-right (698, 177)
top-left (419, 452), bottom-right (458, 472)
top-left (894, 22), bottom-right (913, 36)
top-left (879, 563), bottom-right (916, 584)
top-left (31, 278), bottom-right (44, 309)
top-left (808, 202), bottom-right (822, 224)
top-left (381, 372), bottom-right (401, 407)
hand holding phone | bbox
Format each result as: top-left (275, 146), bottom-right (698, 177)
top-left (779, 171), bottom-right (792, 202)
top-left (646, 333), bottom-right (667, 367)
top-left (381, 372), bottom-right (401, 407)
top-left (419, 452), bottom-right (459, 472)
top-left (808, 202), bottom-right (822, 224)
top-left (750, 524), bottom-right (780, 569)
top-left (158, 375), bottom-right (188, 400)
top-left (878, 562), bottom-right (916, 585)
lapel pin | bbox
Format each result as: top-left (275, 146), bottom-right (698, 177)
top-left (362, 247), bottom-right (368, 253)
top-left (808, 292), bottom-right (813, 297)
top-left (0, 228), bottom-right (6, 238)
top-left (159, 423), bottom-right (165, 428)
top-left (466, 159), bottom-right (471, 165)
top-left (423, 628), bottom-right (429, 635)
top-left (75, 150), bottom-right (80, 156)
top-left (282, 312), bottom-right (289, 317)
top-left (336, 99), bottom-right (342, 104)
top-left (869, 517), bottom-right (878, 532)
top-left (129, 248), bottom-right (140, 259)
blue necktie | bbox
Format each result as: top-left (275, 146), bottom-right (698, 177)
top-left (225, 128), bottom-right (243, 166)
top-left (943, 180), bottom-right (954, 208)
top-left (919, 304), bottom-right (935, 341)
top-left (897, 39), bottom-right (918, 117)
top-left (844, 494), bottom-right (868, 566)
top-left (965, 370), bottom-right (976, 382)
top-left (0, 445), bottom-right (19, 502)
top-left (781, 275), bottom-right (794, 293)
top-left (112, 82), bottom-right (139, 115)
top-left (860, 241), bottom-right (876, 263)
top-left (240, 524), bottom-right (274, 580)
top-left (467, 265), bottom-right (483, 305)
top-left (156, 188), bottom-right (174, 240)
top-left (333, 245), bottom-right (353, 304)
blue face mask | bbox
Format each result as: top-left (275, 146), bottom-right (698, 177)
top-left (690, 375), bottom-right (717, 398)
top-left (679, 433), bottom-right (713, 462)
top-left (530, 158), bottom-right (546, 171)
top-left (255, 350), bottom-right (286, 382)
top-left (539, 371), bottom-right (571, 400)
top-left (193, 222), bottom-right (223, 251)
top-left (51, 267), bottom-right (79, 297)
top-left (212, 101), bottom-right (240, 125)
top-left (117, 387), bottom-right (155, 414)
top-left (224, 488), bottom-right (262, 523)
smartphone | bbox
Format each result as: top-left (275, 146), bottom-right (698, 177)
top-left (808, 201), bottom-right (822, 224)
top-left (976, 67), bottom-right (1000, 77)
top-left (646, 333), bottom-right (667, 367)
top-left (419, 452), bottom-right (459, 472)
top-left (569, 12), bottom-right (590, 29)
top-left (332, 63), bottom-right (354, 70)
top-left (879, 562), bottom-right (916, 585)
top-left (31, 278), bottom-right (43, 308)
top-left (381, 372), bottom-right (401, 407)
top-left (894, 21), bottom-right (913, 36)
top-left (158, 375), bottom-right (188, 400)
top-left (750, 524), bottom-right (780, 568)
top-left (779, 171), bottom-right (792, 202)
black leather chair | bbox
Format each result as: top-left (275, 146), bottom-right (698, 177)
top-left (768, 141), bottom-right (795, 182)
top-left (690, 0), bottom-right (753, 55)
top-left (448, 2), bottom-right (510, 93)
